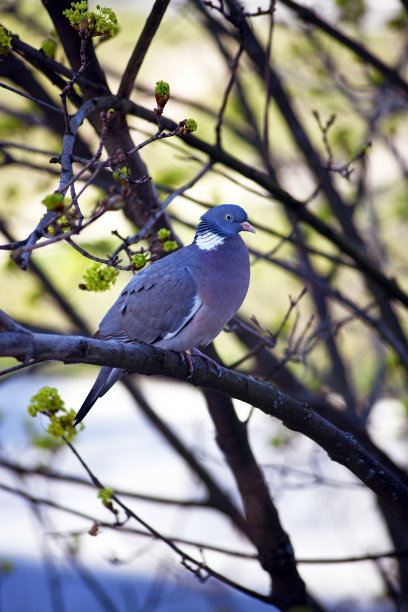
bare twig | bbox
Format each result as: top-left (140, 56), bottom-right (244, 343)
top-left (215, 41), bottom-right (245, 148)
top-left (3, 478), bottom-right (408, 567)
top-left (0, 81), bottom-right (63, 114)
top-left (62, 439), bottom-right (273, 603)
top-left (60, 30), bottom-right (91, 132)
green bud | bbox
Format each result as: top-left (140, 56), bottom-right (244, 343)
top-left (155, 80), bottom-right (170, 98)
top-left (41, 39), bottom-right (57, 58)
top-left (154, 80), bottom-right (170, 108)
top-left (48, 215), bottom-right (71, 235)
top-left (63, 2), bottom-right (120, 38)
top-left (163, 240), bottom-right (178, 252)
top-left (185, 118), bottom-right (198, 133)
top-left (47, 411), bottom-right (75, 439)
top-left (28, 386), bottom-right (65, 416)
top-left (97, 487), bottom-right (114, 507)
top-left (132, 253), bottom-right (147, 270)
top-left (82, 262), bottom-right (119, 292)
top-left (28, 386), bottom-right (81, 441)
top-left (157, 228), bottom-right (171, 242)
top-left (41, 192), bottom-right (65, 211)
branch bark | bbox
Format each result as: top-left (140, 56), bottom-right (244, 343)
top-left (2, 322), bottom-right (408, 526)
top-left (203, 387), bottom-right (309, 608)
top-left (117, 0), bottom-right (171, 98)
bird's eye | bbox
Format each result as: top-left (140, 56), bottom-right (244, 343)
top-left (225, 214), bottom-right (232, 221)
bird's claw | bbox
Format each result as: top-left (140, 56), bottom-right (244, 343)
top-left (178, 350), bottom-right (195, 379)
top-left (179, 348), bottom-right (222, 378)
top-left (192, 348), bottom-right (222, 377)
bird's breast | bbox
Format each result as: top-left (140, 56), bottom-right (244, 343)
top-left (194, 236), bottom-right (250, 309)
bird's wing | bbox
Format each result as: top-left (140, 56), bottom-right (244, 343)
top-left (98, 259), bottom-right (202, 344)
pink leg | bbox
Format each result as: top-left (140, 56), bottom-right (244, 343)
top-left (191, 347), bottom-right (222, 376)
top-left (179, 348), bottom-right (222, 379)
top-left (178, 350), bottom-right (195, 378)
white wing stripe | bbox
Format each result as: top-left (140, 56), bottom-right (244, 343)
top-left (162, 294), bottom-right (202, 340)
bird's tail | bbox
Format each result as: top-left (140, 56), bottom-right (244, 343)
top-left (74, 366), bottom-right (124, 425)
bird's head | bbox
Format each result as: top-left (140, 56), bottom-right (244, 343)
top-left (196, 205), bottom-right (255, 246)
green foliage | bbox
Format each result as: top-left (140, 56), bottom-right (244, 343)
top-left (154, 80), bottom-right (170, 99)
top-left (154, 80), bottom-right (170, 107)
top-left (41, 38), bottom-right (57, 58)
top-left (28, 386), bottom-right (65, 416)
top-left (46, 411), bottom-right (78, 441)
top-left (0, 26), bottom-right (11, 55)
top-left (47, 215), bottom-right (71, 235)
top-left (369, 68), bottom-right (385, 86)
top-left (162, 240), bottom-right (178, 252)
top-left (27, 386), bottom-right (79, 443)
top-left (41, 192), bottom-right (66, 211)
top-left (185, 118), bottom-right (198, 133)
top-left (97, 487), bottom-right (114, 507)
top-left (63, 2), bottom-right (120, 38)
top-left (157, 228), bottom-right (171, 243)
top-left (132, 253), bottom-right (147, 270)
top-left (81, 262), bottom-right (119, 292)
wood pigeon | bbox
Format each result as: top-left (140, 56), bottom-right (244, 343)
top-left (74, 204), bottom-right (255, 424)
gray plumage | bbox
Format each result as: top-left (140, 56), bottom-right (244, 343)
top-left (75, 204), bottom-right (255, 424)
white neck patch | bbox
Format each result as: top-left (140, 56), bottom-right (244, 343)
top-left (195, 231), bottom-right (226, 251)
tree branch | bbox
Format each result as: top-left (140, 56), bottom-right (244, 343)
top-left (203, 386), bottom-right (308, 608)
top-left (278, 0), bottom-right (408, 97)
top-left (2, 322), bottom-right (408, 526)
top-left (117, 0), bottom-right (171, 99)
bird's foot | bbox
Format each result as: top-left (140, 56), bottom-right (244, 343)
top-left (191, 347), bottom-right (222, 376)
top-left (178, 350), bottom-right (195, 378)
top-left (179, 348), bottom-right (222, 379)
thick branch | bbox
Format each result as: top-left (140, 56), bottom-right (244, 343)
top-left (204, 387), bottom-right (308, 609)
top-left (2, 325), bottom-right (408, 525)
top-left (117, 0), bottom-right (171, 98)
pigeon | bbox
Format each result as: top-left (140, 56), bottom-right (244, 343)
top-left (74, 204), bottom-right (255, 424)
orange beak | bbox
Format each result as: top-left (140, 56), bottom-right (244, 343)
top-left (240, 221), bottom-right (256, 234)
